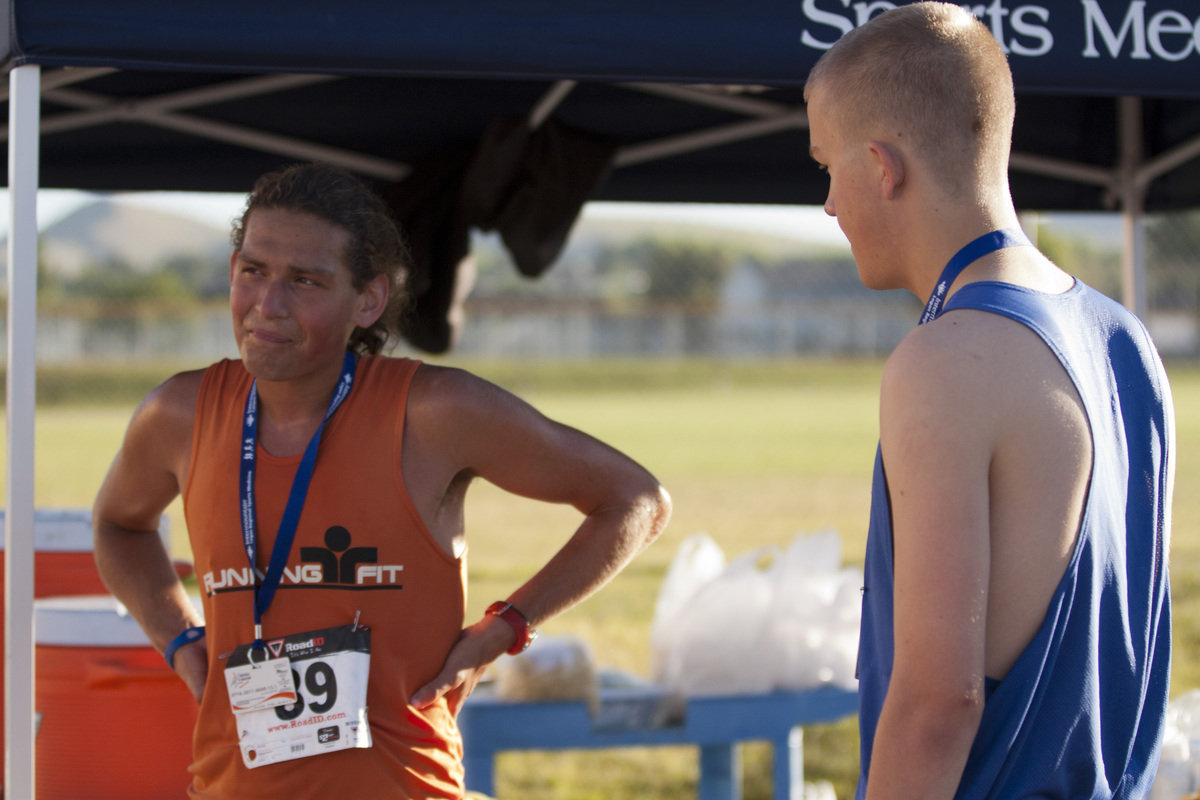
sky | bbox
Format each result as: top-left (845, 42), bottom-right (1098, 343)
top-left (0, 187), bottom-right (1123, 252)
top-left (0, 189), bottom-right (248, 234)
top-left (0, 188), bottom-right (852, 247)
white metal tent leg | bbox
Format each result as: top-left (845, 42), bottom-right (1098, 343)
top-left (6, 63), bottom-right (40, 800)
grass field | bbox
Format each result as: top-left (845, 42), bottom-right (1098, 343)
top-left (5, 357), bottom-right (1198, 799)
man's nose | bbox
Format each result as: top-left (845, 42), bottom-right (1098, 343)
top-left (256, 278), bottom-right (288, 317)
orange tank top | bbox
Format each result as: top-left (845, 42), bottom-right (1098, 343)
top-left (183, 356), bottom-right (466, 798)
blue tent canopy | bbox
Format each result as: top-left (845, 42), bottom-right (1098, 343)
top-left (2, 0), bottom-right (1199, 210)
top-left (5, 0), bottom-right (1199, 94)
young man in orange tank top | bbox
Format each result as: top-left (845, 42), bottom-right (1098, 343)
top-left (92, 163), bottom-right (672, 798)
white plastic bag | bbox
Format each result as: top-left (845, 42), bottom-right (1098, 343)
top-left (650, 532), bottom-right (727, 639)
top-left (651, 530), bottom-right (861, 696)
top-left (1150, 689), bottom-right (1200, 800)
top-left (655, 543), bottom-right (778, 695)
top-left (765, 532), bottom-right (862, 691)
top-left (649, 532), bottom-right (727, 686)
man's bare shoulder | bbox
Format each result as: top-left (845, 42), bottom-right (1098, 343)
top-left (889, 307), bottom-right (1049, 383)
top-left (135, 368), bottom-right (207, 430)
top-left (408, 362), bottom-right (477, 397)
top-left (121, 371), bottom-right (208, 455)
top-left (96, 368), bottom-right (210, 528)
top-left (882, 306), bottom-right (1068, 445)
top-left (407, 363), bottom-right (529, 422)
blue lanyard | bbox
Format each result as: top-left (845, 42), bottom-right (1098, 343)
top-left (918, 228), bottom-right (1032, 325)
top-left (239, 350), bottom-right (357, 646)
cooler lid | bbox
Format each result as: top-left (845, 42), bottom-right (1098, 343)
top-left (0, 508), bottom-right (170, 552)
top-left (35, 594), bottom-right (203, 647)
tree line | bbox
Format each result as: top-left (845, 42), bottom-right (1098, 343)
top-left (27, 212), bottom-right (1198, 313)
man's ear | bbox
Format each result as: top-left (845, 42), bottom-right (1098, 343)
top-left (355, 274), bottom-right (390, 327)
top-left (869, 140), bottom-right (906, 200)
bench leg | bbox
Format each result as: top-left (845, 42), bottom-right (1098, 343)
top-left (775, 727), bottom-right (804, 800)
top-left (699, 743), bottom-right (741, 800)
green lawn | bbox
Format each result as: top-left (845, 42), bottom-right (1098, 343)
top-left (6, 357), bottom-right (1198, 799)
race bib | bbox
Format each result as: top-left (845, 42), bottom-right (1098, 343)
top-left (224, 623), bottom-right (372, 769)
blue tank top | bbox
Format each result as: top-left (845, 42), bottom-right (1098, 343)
top-left (856, 279), bottom-right (1173, 799)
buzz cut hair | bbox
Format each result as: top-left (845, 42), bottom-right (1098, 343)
top-left (804, 1), bottom-right (1016, 195)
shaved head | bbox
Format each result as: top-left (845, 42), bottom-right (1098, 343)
top-left (804, 2), bottom-right (1015, 198)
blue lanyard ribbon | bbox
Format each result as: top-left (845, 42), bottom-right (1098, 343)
top-left (239, 350), bottom-right (357, 646)
top-left (918, 228), bottom-right (1033, 325)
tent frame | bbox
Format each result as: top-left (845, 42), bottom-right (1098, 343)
top-left (6, 62), bottom-right (39, 800)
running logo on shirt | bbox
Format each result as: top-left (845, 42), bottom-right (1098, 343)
top-left (202, 526), bottom-right (405, 595)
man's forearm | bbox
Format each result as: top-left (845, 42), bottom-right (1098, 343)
top-left (506, 487), bottom-right (670, 626)
top-left (93, 521), bottom-right (202, 652)
top-left (410, 487), bottom-right (669, 710)
top-left (864, 684), bottom-right (983, 800)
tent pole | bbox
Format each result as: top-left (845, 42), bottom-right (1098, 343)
top-left (616, 110), bottom-right (808, 167)
top-left (1118, 96), bottom-right (1147, 320)
top-left (528, 80), bottom-right (576, 129)
top-left (1121, 199), bottom-right (1147, 320)
top-left (5, 63), bottom-right (40, 800)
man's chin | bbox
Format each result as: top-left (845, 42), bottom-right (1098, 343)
top-left (855, 269), bottom-right (886, 291)
top-left (239, 347), bottom-right (293, 382)
top-left (854, 263), bottom-right (901, 293)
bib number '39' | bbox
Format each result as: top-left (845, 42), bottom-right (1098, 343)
top-left (224, 623), bottom-right (371, 768)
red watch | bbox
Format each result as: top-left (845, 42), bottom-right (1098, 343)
top-left (486, 601), bottom-right (537, 655)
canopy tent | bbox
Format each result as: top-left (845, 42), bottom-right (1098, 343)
top-left (4, 0), bottom-right (1200, 794)
top-left (6, 2), bottom-right (1200, 208)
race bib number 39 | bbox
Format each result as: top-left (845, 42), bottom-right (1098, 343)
top-left (224, 623), bottom-right (372, 769)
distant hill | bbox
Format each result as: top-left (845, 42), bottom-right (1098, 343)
top-left (13, 197), bottom-right (844, 283)
top-left (19, 198), bottom-right (231, 278)
top-left (566, 214), bottom-right (850, 260)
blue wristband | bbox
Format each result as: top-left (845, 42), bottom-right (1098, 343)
top-left (164, 625), bottom-right (206, 669)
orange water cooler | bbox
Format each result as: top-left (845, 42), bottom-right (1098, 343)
top-left (35, 595), bottom-right (200, 799)
top-left (0, 509), bottom-right (194, 797)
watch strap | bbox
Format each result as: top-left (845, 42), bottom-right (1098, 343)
top-left (485, 601), bottom-right (537, 655)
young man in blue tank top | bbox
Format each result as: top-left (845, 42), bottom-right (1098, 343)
top-left (805, 3), bottom-right (1174, 798)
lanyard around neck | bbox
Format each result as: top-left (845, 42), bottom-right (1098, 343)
top-left (239, 349), bottom-right (357, 646)
top-left (918, 228), bottom-right (1032, 325)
